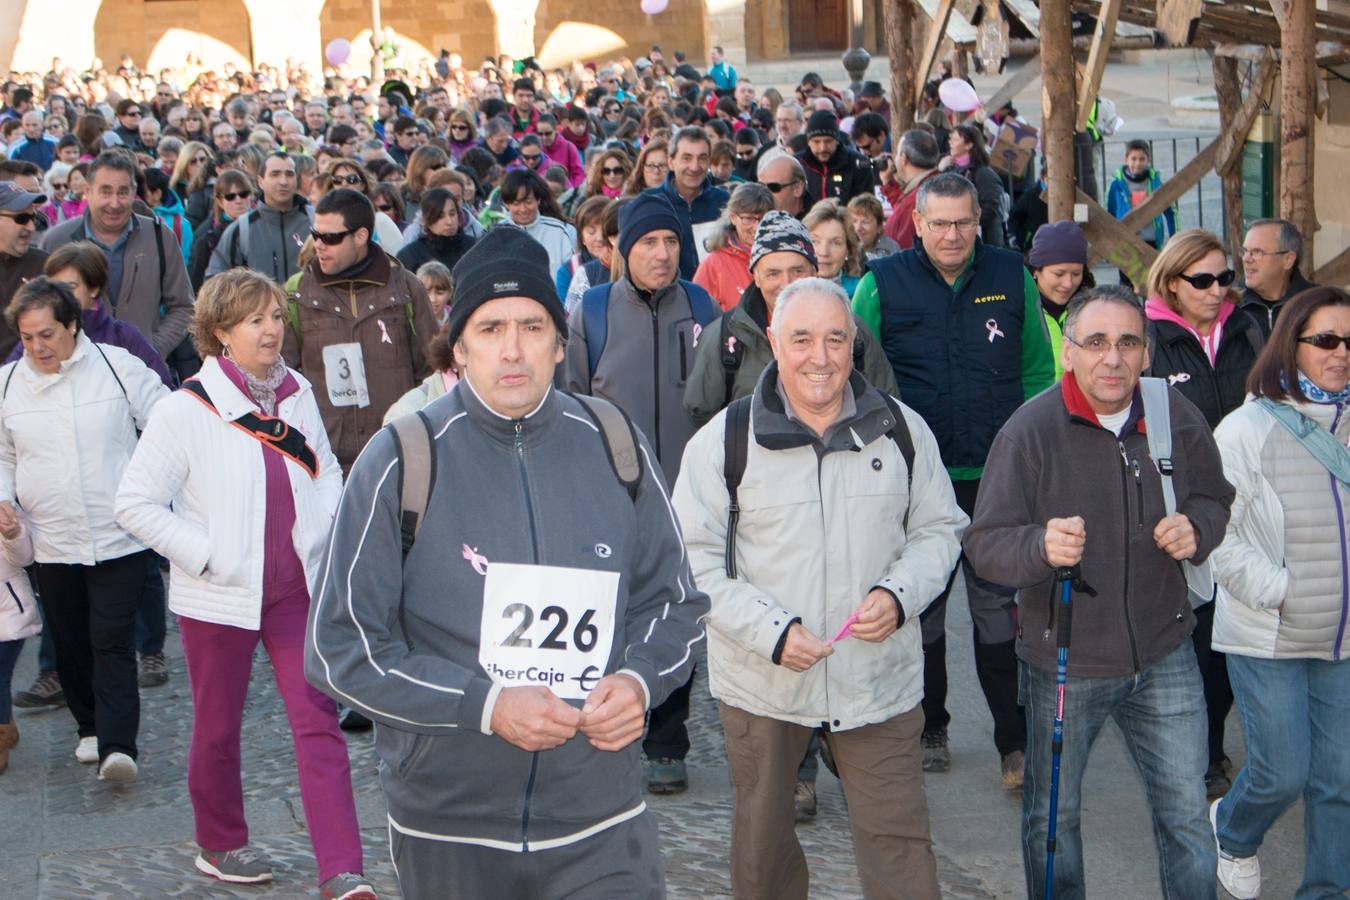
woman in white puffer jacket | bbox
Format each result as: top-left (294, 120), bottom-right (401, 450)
top-left (1209, 286), bottom-right (1350, 900)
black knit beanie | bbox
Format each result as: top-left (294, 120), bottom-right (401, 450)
top-left (447, 226), bottom-right (568, 347)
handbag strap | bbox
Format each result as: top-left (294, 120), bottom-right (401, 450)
top-left (1255, 397), bottom-right (1350, 489)
top-left (179, 379), bottom-right (319, 478)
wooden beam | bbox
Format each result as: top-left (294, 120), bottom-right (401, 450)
top-left (914, 0), bottom-right (956, 106)
top-left (1279, 0), bottom-right (1318, 273)
top-left (985, 55), bottom-right (1041, 113)
top-left (1312, 243), bottom-right (1350, 288)
top-left (1119, 139), bottom-right (1219, 235)
top-left (1214, 49), bottom-right (1277, 175)
top-left (1213, 54), bottom-right (1245, 259)
top-left (886, 0), bottom-right (918, 134)
top-left (1077, 0), bottom-right (1122, 132)
top-left (1156, 0), bottom-right (1203, 47)
top-left (1042, 0), bottom-right (1077, 222)
top-left (1073, 188), bottom-right (1160, 288)
top-left (1002, 0), bottom-right (1041, 38)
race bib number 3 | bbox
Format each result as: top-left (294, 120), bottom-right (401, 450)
top-left (322, 342), bottom-right (370, 408)
top-left (479, 563), bottom-right (620, 701)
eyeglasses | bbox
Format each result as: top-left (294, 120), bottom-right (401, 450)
top-left (1297, 332), bottom-right (1350, 351)
top-left (521, 153), bottom-right (543, 163)
top-left (332, 173), bottom-right (364, 185)
top-left (1175, 269), bottom-right (1236, 290)
top-left (398, 130), bottom-right (417, 137)
top-left (0, 212), bottom-right (36, 226)
top-left (644, 161), bottom-right (668, 172)
top-left (601, 165), bottom-right (626, 176)
top-left (1064, 333), bottom-right (1146, 357)
top-left (49, 182), bottom-right (66, 191)
top-left (310, 227), bottom-right (354, 245)
top-left (763, 179), bottom-right (799, 193)
top-left (536, 129), bottom-right (555, 138)
top-left (924, 218), bottom-right (979, 234)
top-left (736, 149), bottom-right (757, 159)
top-left (219, 190), bottom-right (251, 201)
top-left (1240, 247), bottom-right (1292, 260)
top-left (733, 213), bottom-right (763, 226)
top-left (450, 123), bottom-right (469, 131)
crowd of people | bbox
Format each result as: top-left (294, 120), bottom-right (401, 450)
top-left (0, 40), bottom-right (1345, 900)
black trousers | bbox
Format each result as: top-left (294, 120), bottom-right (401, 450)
top-left (34, 550), bottom-right (149, 761)
top-left (1190, 600), bottom-right (1234, 765)
top-left (919, 479), bottom-right (1026, 757)
top-left (642, 665), bottom-right (694, 760)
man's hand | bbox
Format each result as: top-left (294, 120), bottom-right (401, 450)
top-left (490, 686), bottom-right (582, 751)
top-left (578, 674), bottom-right (646, 752)
top-left (780, 623), bottom-right (833, 672)
top-left (848, 588), bottom-right (900, 642)
top-left (0, 502), bottom-right (20, 541)
top-left (1154, 513), bottom-right (1197, 561)
top-left (1044, 516), bottom-right (1086, 567)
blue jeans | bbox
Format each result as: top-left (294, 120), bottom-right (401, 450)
top-left (1019, 640), bottom-right (1214, 900)
top-left (1216, 654), bottom-right (1350, 900)
top-left (0, 638), bottom-right (24, 723)
top-left (134, 553), bottom-right (166, 656)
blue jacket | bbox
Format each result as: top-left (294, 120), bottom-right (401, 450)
top-left (153, 189), bottom-right (194, 262)
top-left (865, 240), bottom-right (1054, 475)
top-left (9, 136), bottom-right (57, 171)
top-left (1106, 166), bottom-right (1176, 248)
top-left (646, 175), bottom-right (729, 281)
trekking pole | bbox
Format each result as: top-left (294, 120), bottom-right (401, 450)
top-left (1044, 565), bottom-right (1077, 900)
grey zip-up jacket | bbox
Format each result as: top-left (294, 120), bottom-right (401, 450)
top-left (683, 284), bottom-right (898, 427)
top-left (206, 197), bottom-right (313, 283)
top-left (305, 379), bottom-right (708, 851)
top-left (561, 277), bottom-right (703, 484)
top-left (963, 376), bottom-right (1234, 677)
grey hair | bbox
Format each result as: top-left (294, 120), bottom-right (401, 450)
top-left (1063, 284), bottom-right (1146, 342)
top-left (915, 171), bottom-right (978, 217)
top-left (1248, 217), bottom-right (1303, 264)
top-left (757, 152), bottom-right (805, 181)
top-left (770, 277), bottom-right (857, 341)
top-left (898, 129), bottom-right (940, 170)
top-left (776, 101), bottom-right (804, 122)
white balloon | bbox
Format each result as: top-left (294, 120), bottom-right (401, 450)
top-left (938, 78), bottom-right (981, 113)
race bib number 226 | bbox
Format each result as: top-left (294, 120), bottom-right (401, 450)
top-left (479, 563), bottom-right (619, 700)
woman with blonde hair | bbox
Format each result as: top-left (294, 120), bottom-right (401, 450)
top-left (584, 147), bottom-right (632, 201)
top-left (115, 270), bottom-right (370, 897)
top-left (402, 145), bottom-right (450, 209)
top-left (694, 182), bottom-right (773, 311)
top-left (803, 199), bottom-right (862, 294)
top-left (170, 140), bottom-right (213, 203)
top-left (1144, 227), bottom-right (1264, 798)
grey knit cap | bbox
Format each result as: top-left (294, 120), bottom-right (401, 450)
top-left (749, 210), bottom-right (818, 272)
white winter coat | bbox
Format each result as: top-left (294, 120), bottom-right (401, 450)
top-left (1211, 396), bottom-right (1350, 660)
top-left (0, 334), bottom-right (168, 564)
top-left (0, 513), bottom-right (38, 641)
top-left (114, 357), bottom-right (342, 631)
top-left (672, 381), bottom-right (968, 730)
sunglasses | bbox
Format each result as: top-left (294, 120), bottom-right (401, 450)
top-left (191, 156), bottom-right (208, 164)
top-left (521, 153), bottom-right (543, 163)
top-left (0, 212), bottom-right (35, 225)
top-left (763, 179), bottom-right (799, 193)
top-left (736, 149), bottom-right (757, 159)
top-left (1298, 332), bottom-right (1350, 351)
top-left (450, 123), bottom-right (469, 131)
top-left (49, 182), bottom-right (66, 191)
top-left (376, 204), bottom-right (393, 212)
top-left (218, 190), bottom-right (251, 201)
top-left (332, 173), bottom-right (364, 185)
top-left (536, 130), bottom-right (555, 138)
top-left (398, 130), bottom-right (417, 137)
top-left (1175, 269), bottom-right (1236, 290)
top-left (601, 165), bottom-right (626, 176)
top-left (427, 163), bottom-right (446, 172)
top-left (310, 227), bottom-right (354, 245)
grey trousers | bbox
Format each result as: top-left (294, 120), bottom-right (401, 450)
top-left (388, 810), bottom-right (666, 900)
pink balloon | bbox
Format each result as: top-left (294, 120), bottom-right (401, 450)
top-left (325, 39), bottom-right (352, 67)
top-left (938, 78), bottom-right (981, 113)
top-left (640, 0), bottom-right (669, 14)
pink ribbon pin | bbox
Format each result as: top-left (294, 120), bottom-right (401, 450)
top-left (461, 544), bottom-right (490, 576)
top-left (827, 610), bottom-right (863, 645)
top-left (378, 320), bottom-right (393, 345)
top-left (986, 318), bottom-right (1005, 343)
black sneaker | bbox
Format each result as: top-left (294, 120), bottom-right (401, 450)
top-left (13, 670), bottom-right (64, 708)
top-left (139, 652), bottom-right (169, 688)
top-left (921, 727), bottom-right (951, 772)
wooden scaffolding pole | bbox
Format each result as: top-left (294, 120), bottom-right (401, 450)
top-left (1076, 0), bottom-right (1122, 132)
top-left (886, 0), bottom-right (918, 133)
top-left (1041, 0), bottom-right (1077, 222)
top-left (1274, 0), bottom-right (1318, 272)
top-left (1212, 54), bottom-right (1246, 258)
top-left (914, 0), bottom-right (956, 106)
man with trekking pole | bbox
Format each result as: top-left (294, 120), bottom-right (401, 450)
top-left (962, 286), bottom-right (1234, 899)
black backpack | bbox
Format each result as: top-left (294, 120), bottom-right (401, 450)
top-left (720, 392), bottom-right (916, 579)
top-left (719, 327), bottom-right (870, 408)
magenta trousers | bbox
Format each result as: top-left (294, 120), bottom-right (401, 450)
top-left (178, 575), bottom-right (363, 884)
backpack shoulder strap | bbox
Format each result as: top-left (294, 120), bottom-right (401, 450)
top-left (388, 410), bottom-right (436, 559)
top-left (720, 325), bottom-right (743, 409)
top-left (1138, 376), bottom-right (1176, 515)
top-left (879, 393), bottom-right (917, 528)
top-left (232, 210), bottom-right (256, 266)
top-left (721, 396), bottom-right (752, 578)
top-left (581, 282), bottom-right (612, 381)
top-left (151, 216), bottom-right (166, 288)
top-left (570, 393), bottom-right (642, 501)
top-left (681, 279), bottom-right (720, 326)
top-left (2, 363), bottom-right (17, 400)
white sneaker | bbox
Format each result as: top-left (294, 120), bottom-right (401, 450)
top-left (97, 752), bottom-right (138, 784)
top-left (74, 736), bottom-right (98, 764)
top-left (1211, 798), bottom-right (1260, 898)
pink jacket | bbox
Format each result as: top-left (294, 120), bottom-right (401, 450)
top-left (542, 136), bottom-right (586, 188)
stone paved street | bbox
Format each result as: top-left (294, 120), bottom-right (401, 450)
top-left (1, 580), bottom-right (1306, 898)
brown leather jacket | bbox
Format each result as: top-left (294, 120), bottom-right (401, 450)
top-left (284, 247), bottom-right (436, 471)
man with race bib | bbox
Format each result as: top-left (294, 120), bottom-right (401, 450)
top-left (305, 226), bottom-right (708, 899)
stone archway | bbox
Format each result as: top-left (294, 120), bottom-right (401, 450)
top-left (93, 0), bottom-right (254, 73)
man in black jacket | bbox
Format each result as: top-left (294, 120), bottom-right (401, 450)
top-left (1238, 218), bottom-right (1317, 338)
top-left (793, 110), bottom-right (874, 206)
